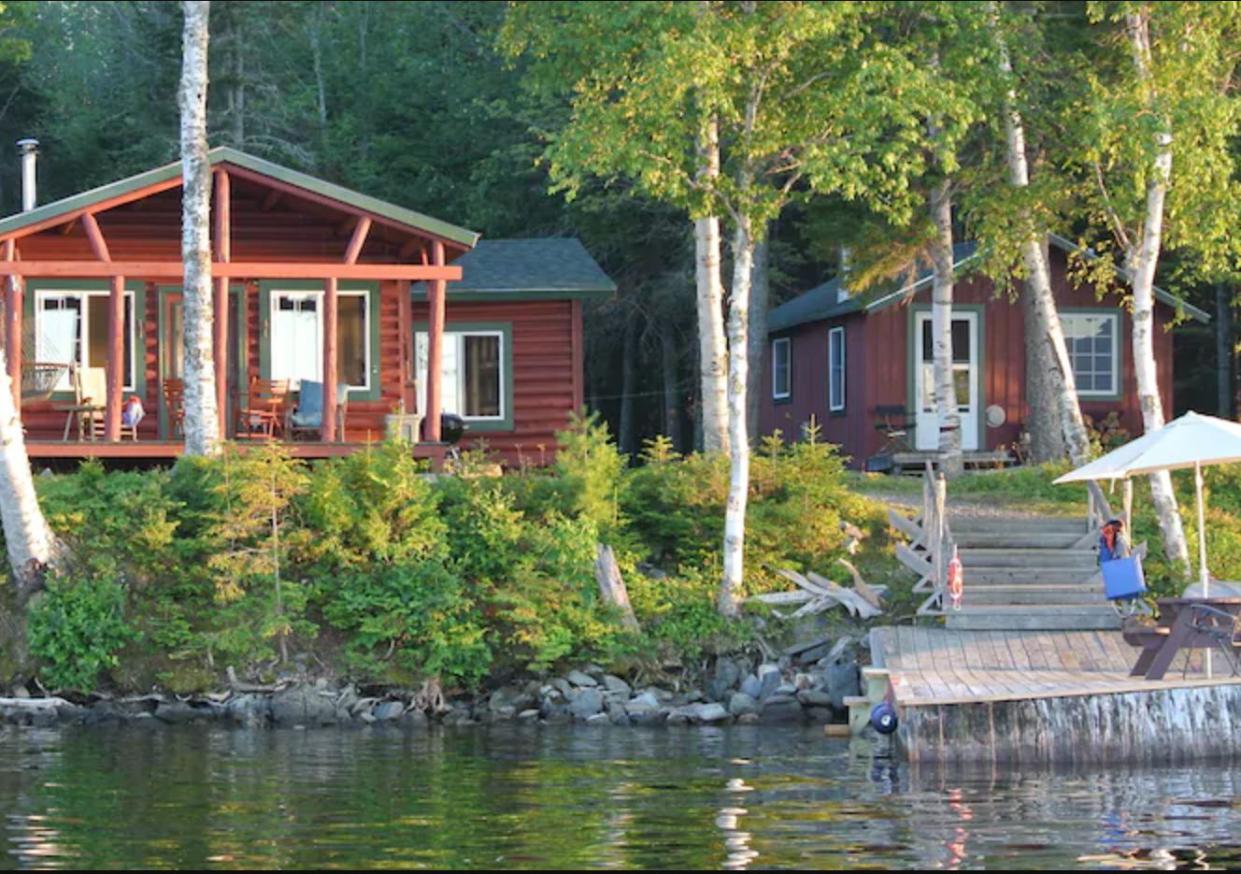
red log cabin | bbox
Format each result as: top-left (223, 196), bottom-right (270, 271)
top-left (0, 145), bottom-right (614, 465)
top-left (758, 237), bottom-right (1210, 471)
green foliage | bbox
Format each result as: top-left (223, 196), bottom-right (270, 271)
top-left (28, 574), bottom-right (135, 691)
top-left (553, 411), bottom-right (627, 541)
top-left (322, 560), bottom-right (490, 687)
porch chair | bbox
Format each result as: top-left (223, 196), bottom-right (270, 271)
top-left (162, 378), bottom-right (185, 439)
top-left (236, 378), bottom-right (290, 439)
top-left (285, 380), bottom-right (348, 441)
top-left (57, 365), bottom-right (107, 441)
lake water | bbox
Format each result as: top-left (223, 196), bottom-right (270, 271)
top-left (0, 723), bottom-right (1239, 869)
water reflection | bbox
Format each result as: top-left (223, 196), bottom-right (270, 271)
top-left (0, 726), bottom-right (1237, 868)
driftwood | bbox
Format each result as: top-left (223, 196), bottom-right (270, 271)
top-left (748, 569), bottom-right (884, 620)
top-left (0, 696), bottom-right (73, 710)
top-left (595, 544), bottom-right (641, 633)
top-left (837, 558), bottom-right (884, 610)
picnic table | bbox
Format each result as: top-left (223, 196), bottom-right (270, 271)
top-left (1124, 597), bottom-right (1241, 681)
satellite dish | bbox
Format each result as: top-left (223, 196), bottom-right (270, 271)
top-left (985, 404), bottom-right (1006, 428)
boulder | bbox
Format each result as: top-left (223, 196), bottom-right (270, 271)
top-left (709, 658), bottom-right (743, 701)
top-left (727, 692), bottom-right (759, 717)
top-left (402, 709), bottom-right (429, 729)
top-left (627, 690), bottom-right (660, 711)
top-left (601, 675), bottom-right (631, 696)
top-left (372, 701), bottom-right (405, 722)
top-left (739, 674), bottom-right (762, 700)
top-left (271, 684), bottom-right (337, 727)
top-left (606, 701), bottom-right (630, 726)
top-left (736, 713), bottom-right (760, 725)
top-left (626, 705), bottom-right (666, 726)
top-left (756, 663), bottom-right (782, 700)
top-left (487, 705), bottom-right (516, 722)
top-left (551, 678), bottom-right (573, 697)
top-left (490, 684), bottom-right (535, 714)
top-left (666, 710), bottom-right (690, 726)
top-left (569, 688), bottom-right (604, 720)
top-left (759, 694), bottom-right (804, 724)
top-left (517, 708), bottom-right (541, 722)
top-left (694, 703), bottom-right (731, 724)
top-left (154, 700), bottom-right (201, 725)
top-left (797, 689), bottom-right (834, 708)
top-left (566, 670), bottom-right (598, 688)
top-left (585, 712), bottom-right (610, 725)
top-left (804, 707), bottom-right (835, 724)
top-left (825, 660), bottom-right (860, 710)
top-left (226, 694), bottom-right (270, 728)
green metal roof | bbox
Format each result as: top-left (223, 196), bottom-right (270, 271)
top-left (0, 146), bottom-right (480, 248)
top-left (412, 238), bottom-right (616, 300)
top-left (769, 236), bottom-right (1209, 334)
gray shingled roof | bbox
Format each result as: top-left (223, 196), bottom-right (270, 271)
top-left (768, 242), bottom-right (977, 333)
top-left (413, 237), bottom-right (616, 299)
top-left (768, 236), bottom-right (1208, 334)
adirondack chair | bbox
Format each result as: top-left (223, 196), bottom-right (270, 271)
top-left (286, 380), bottom-right (348, 441)
top-left (237, 378), bottom-right (289, 439)
top-left (57, 365), bottom-right (107, 441)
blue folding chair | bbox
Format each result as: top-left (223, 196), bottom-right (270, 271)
top-left (287, 380), bottom-right (348, 441)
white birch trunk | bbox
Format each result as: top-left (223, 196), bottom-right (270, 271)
top-left (0, 348), bottom-right (62, 593)
top-left (695, 113), bottom-right (729, 454)
top-left (179, 0), bottom-right (220, 456)
top-left (996, 19), bottom-right (1091, 465)
top-left (1125, 10), bottom-right (1190, 569)
top-left (928, 178), bottom-right (963, 478)
top-left (719, 214), bottom-right (754, 618)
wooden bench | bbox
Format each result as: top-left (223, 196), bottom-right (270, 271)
top-left (1125, 598), bottom-right (1241, 680)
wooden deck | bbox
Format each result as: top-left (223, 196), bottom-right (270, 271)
top-left (24, 439), bottom-right (450, 464)
top-left (869, 626), bottom-right (1241, 764)
top-left (873, 626), bottom-right (1241, 707)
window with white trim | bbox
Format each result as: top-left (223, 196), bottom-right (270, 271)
top-left (415, 330), bottom-right (505, 420)
top-left (771, 337), bottom-right (791, 400)
top-left (1061, 312), bottom-right (1119, 396)
top-left (269, 289), bottom-right (370, 390)
top-left (828, 326), bottom-right (846, 411)
top-left (35, 289), bottom-right (136, 392)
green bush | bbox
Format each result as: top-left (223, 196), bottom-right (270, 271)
top-left (28, 574), bottom-right (135, 690)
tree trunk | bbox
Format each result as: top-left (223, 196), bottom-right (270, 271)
top-left (746, 227), bottom-right (769, 440)
top-left (719, 215), bottom-right (755, 618)
top-left (694, 114), bottom-right (729, 454)
top-left (180, 0), bottom-right (220, 457)
top-left (995, 8), bottom-right (1091, 465)
top-left (1217, 283), bottom-right (1233, 418)
top-left (0, 349), bottom-right (62, 595)
top-left (1126, 10), bottom-right (1189, 570)
top-left (928, 178), bottom-right (963, 478)
top-left (618, 310), bottom-right (638, 456)
top-left (660, 319), bottom-right (683, 452)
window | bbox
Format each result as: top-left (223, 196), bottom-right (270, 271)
top-left (35, 289), bottom-right (136, 391)
top-left (1062, 312), bottom-right (1119, 397)
top-left (919, 318), bottom-right (972, 411)
top-left (829, 326), bottom-right (846, 412)
top-left (415, 329), bottom-right (506, 421)
top-left (771, 338), bottom-right (791, 400)
top-left (269, 289), bottom-right (370, 390)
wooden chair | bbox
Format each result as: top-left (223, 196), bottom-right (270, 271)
top-left (237, 378), bottom-right (290, 439)
top-left (58, 365), bottom-right (107, 441)
top-left (285, 380), bottom-right (349, 441)
top-left (162, 378), bottom-right (185, 439)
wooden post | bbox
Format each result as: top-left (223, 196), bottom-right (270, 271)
top-left (213, 168), bottom-right (230, 440)
top-left (322, 276), bottom-right (338, 442)
top-left (425, 239), bottom-right (446, 443)
top-left (104, 275), bottom-right (125, 441)
top-left (933, 472), bottom-right (947, 602)
top-left (4, 239), bottom-right (20, 409)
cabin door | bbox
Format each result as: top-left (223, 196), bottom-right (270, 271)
top-left (160, 290), bottom-right (241, 438)
top-left (914, 311), bottom-right (980, 452)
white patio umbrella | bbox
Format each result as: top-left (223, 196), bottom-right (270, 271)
top-left (1054, 410), bottom-right (1241, 599)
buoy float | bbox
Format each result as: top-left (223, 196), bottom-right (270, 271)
top-left (870, 701), bottom-right (898, 734)
top-left (947, 544), bottom-right (964, 611)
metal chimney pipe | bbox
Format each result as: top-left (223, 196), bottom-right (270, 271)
top-left (17, 138), bottom-right (38, 212)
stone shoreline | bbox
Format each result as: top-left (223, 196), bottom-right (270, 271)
top-left (0, 640), bottom-right (861, 731)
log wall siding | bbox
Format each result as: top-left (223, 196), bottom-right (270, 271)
top-left (411, 299), bottom-right (580, 464)
top-left (759, 247), bottom-right (1178, 468)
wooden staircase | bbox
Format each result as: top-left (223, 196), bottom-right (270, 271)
top-left (889, 467), bottom-right (1122, 632)
top-left (945, 515), bottom-right (1120, 631)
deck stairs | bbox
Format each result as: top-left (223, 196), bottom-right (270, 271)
top-left (944, 515), bottom-right (1120, 631)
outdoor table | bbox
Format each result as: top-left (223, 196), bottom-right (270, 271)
top-left (1126, 597), bottom-right (1241, 680)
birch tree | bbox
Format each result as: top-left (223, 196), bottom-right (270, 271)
top-left (1075, 2), bottom-right (1241, 567)
top-left (179, 0), bottom-right (220, 456)
top-left (0, 356), bottom-right (62, 595)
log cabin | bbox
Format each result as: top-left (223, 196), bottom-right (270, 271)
top-left (0, 144), bottom-right (615, 465)
top-left (758, 236), bottom-right (1210, 471)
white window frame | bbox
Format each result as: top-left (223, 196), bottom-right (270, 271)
top-left (1061, 311), bottom-right (1119, 398)
top-left (771, 337), bottom-right (791, 400)
top-left (415, 329), bottom-right (507, 423)
top-left (828, 326), bottom-right (846, 412)
top-left (268, 288), bottom-right (371, 392)
top-left (34, 288), bottom-right (137, 392)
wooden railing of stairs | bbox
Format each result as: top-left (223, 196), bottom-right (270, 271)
top-left (889, 471), bottom-right (1131, 631)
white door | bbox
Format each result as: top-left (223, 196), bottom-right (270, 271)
top-left (914, 311), bottom-right (980, 451)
